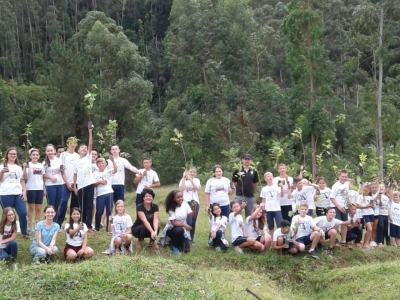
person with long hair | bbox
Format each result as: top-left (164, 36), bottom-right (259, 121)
top-left (0, 147), bottom-right (28, 238)
top-left (43, 144), bottom-right (63, 217)
top-left (244, 203), bottom-right (272, 251)
top-left (23, 148), bottom-right (45, 234)
top-left (132, 188), bottom-right (159, 250)
top-left (64, 207), bottom-right (94, 261)
top-left (29, 205), bottom-right (60, 262)
top-left (0, 207), bottom-right (18, 262)
top-left (208, 203), bottom-right (229, 252)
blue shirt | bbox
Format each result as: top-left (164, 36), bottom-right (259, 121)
top-left (31, 221), bottom-right (60, 247)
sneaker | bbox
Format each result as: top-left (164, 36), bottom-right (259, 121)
top-left (234, 246), bottom-right (243, 254)
top-left (171, 246), bottom-right (181, 255)
top-left (190, 241), bottom-right (196, 246)
top-left (326, 249), bottom-right (334, 258)
top-left (370, 241), bottom-right (378, 247)
top-left (28, 229), bottom-right (35, 235)
top-left (149, 240), bottom-right (159, 250)
top-left (102, 249), bottom-right (111, 255)
top-left (308, 249), bottom-right (318, 259)
top-left (215, 247), bottom-right (221, 253)
top-left (136, 241), bottom-right (143, 250)
top-left (335, 239), bottom-right (340, 247)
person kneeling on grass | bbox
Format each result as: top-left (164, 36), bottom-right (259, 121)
top-left (229, 201), bottom-right (264, 254)
top-left (244, 202), bottom-right (272, 252)
top-left (313, 207), bottom-right (350, 257)
top-left (273, 220), bottom-right (299, 255)
top-left (64, 208), bottom-right (94, 262)
top-left (208, 203), bottom-right (229, 252)
top-left (0, 207), bottom-right (18, 263)
top-left (291, 203), bottom-right (324, 259)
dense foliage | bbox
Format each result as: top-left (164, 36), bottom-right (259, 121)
top-left (1, 0), bottom-right (400, 185)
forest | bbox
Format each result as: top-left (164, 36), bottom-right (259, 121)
top-left (0, 0), bottom-right (400, 186)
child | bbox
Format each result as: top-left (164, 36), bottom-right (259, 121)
top-left (346, 206), bottom-right (363, 247)
top-left (389, 191), bottom-right (400, 247)
top-left (370, 182), bottom-right (380, 247)
top-left (134, 158), bottom-right (160, 207)
top-left (105, 200), bottom-right (133, 254)
top-left (64, 208), bottom-right (94, 261)
top-left (291, 203), bottom-right (324, 259)
top-left (260, 172), bottom-right (284, 236)
top-left (356, 184), bottom-right (374, 249)
top-left (376, 184), bottom-right (390, 247)
top-left (208, 203), bottom-right (229, 252)
top-left (229, 201), bottom-right (264, 254)
top-left (273, 220), bottom-right (299, 255)
top-left (288, 177), bottom-right (318, 216)
top-left (313, 207), bottom-right (349, 257)
top-left (314, 177), bottom-right (331, 217)
top-left (244, 203), bottom-right (272, 251)
top-left (0, 207), bottom-right (18, 262)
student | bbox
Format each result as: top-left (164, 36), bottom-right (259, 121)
top-left (107, 144), bottom-right (140, 201)
top-left (272, 220), bottom-right (299, 255)
top-left (93, 157), bottom-right (117, 231)
top-left (356, 184), bottom-right (374, 249)
top-left (91, 149), bottom-right (100, 228)
top-left (29, 205), bottom-right (60, 262)
top-left (0, 207), bottom-right (18, 262)
top-left (208, 203), bottom-right (229, 252)
top-left (291, 203), bottom-right (324, 259)
top-left (179, 168), bottom-right (201, 244)
top-left (132, 189), bottom-right (160, 250)
top-left (0, 147), bottom-right (28, 238)
top-left (260, 172), bottom-right (284, 236)
top-left (73, 127), bottom-right (95, 232)
top-left (64, 208), bottom-right (94, 262)
top-left (370, 182), bottom-right (380, 247)
top-left (273, 164), bottom-right (295, 222)
top-left (314, 177), bottom-right (331, 217)
top-left (375, 184), bottom-right (390, 247)
top-left (389, 191), bottom-right (400, 247)
top-left (163, 190), bottom-right (196, 254)
top-left (244, 203), bottom-right (272, 251)
top-left (204, 165), bottom-right (235, 219)
top-left (329, 170), bottom-right (350, 247)
top-left (288, 177), bottom-right (318, 216)
top-left (134, 158), bottom-right (160, 207)
top-left (313, 207), bottom-right (349, 257)
top-left (105, 200), bottom-right (133, 254)
top-left (229, 201), bottom-right (264, 254)
top-left (43, 144), bottom-right (63, 219)
top-left (345, 206), bottom-right (363, 248)
top-left (55, 145), bottom-right (64, 158)
top-left (23, 148), bottom-right (45, 234)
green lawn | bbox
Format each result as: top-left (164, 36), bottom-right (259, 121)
top-left (1, 186), bottom-right (400, 299)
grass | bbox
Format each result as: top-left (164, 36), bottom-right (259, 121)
top-left (2, 185), bottom-right (400, 299)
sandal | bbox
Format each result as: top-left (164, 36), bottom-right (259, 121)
top-left (362, 245), bottom-right (371, 250)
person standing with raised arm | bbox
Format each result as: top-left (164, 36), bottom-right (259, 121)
top-left (134, 158), bottom-right (160, 207)
top-left (107, 144), bottom-right (140, 202)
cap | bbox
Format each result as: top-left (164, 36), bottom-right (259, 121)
top-left (242, 154), bottom-right (252, 160)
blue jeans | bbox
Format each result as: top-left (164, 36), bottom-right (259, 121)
top-left (136, 193), bottom-right (143, 207)
top-left (46, 185), bottom-right (63, 216)
top-left (77, 184), bottom-right (94, 229)
top-left (112, 185), bottom-right (124, 202)
top-left (0, 240), bottom-right (18, 261)
top-left (211, 230), bottom-right (227, 250)
top-left (95, 193), bottom-right (113, 230)
top-left (220, 204), bottom-right (230, 219)
top-left (56, 184), bottom-right (78, 226)
top-left (1, 195), bottom-right (27, 235)
top-left (186, 202), bottom-right (199, 241)
top-left (30, 245), bottom-right (59, 261)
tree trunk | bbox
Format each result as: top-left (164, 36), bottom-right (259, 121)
top-left (377, 7), bottom-right (384, 179)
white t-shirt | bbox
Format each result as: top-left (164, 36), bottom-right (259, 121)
top-left (291, 215), bottom-right (315, 239)
top-left (356, 195), bottom-right (374, 216)
top-left (0, 225), bottom-right (13, 248)
top-left (372, 193), bottom-right (380, 216)
top-left (205, 177), bottom-right (232, 207)
top-left (330, 181), bottom-right (349, 206)
top-left (93, 169), bottom-right (114, 197)
top-left (136, 169), bottom-right (160, 194)
top-left (390, 202), bottom-right (400, 226)
top-left (313, 216), bottom-right (343, 233)
top-left (73, 154), bottom-right (95, 189)
top-left (315, 187), bottom-right (332, 208)
top-left (292, 186), bottom-right (316, 210)
top-left (209, 216), bottom-right (227, 233)
top-left (348, 190), bottom-right (359, 205)
top-left (245, 216), bottom-right (267, 238)
top-left (378, 195), bottom-right (390, 216)
top-left (26, 162), bottom-right (45, 190)
top-left (43, 157), bottom-right (63, 186)
top-left (60, 152), bottom-right (80, 183)
top-left (273, 176), bottom-right (293, 206)
top-left (65, 223), bottom-right (88, 247)
top-left (107, 157), bottom-right (135, 185)
top-left (229, 212), bottom-right (245, 243)
top-left (0, 164), bottom-right (23, 195)
top-left (179, 178), bottom-right (201, 203)
top-left (112, 214), bottom-right (133, 237)
top-left (91, 163), bottom-right (99, 173)
top-left (260, 185), bottom-right (281, 211)
top-left (273, 228), bottom-right (295, 242)
top-left (167, 202), bottom-right (192, 223)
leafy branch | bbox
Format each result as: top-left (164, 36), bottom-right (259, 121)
top-left (170, 128), bottom-right (187, 168)
top-left (21, 123), bottom-right (33, 161)
top-left (84, 84), bottom-right (98, 120)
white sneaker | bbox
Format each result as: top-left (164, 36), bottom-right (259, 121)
top-left (102, 249), bottom-right (111, 255)
top-left (370, 241), bottom-right (378, 247)
top-left (234, 246), bottom-right (243, 254)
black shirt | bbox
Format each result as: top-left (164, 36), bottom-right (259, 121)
top-left (132, 203), bottom-right (159, 228)
top-left (232, 168), bottom-right (259, 197)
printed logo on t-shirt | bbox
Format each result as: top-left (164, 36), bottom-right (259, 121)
top-left (33, 168), bottom-right (43, 175)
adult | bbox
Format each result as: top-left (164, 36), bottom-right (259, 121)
top-left (205, 165), bottom-right (235, 219)
top-left (179, 168), bottom-right (201, 243)
top-left (134, 158), bottom-right (160, 206)
top-left (232, 154), bottom-right (259, 217)
top-left (0, 207), bottom-right (18, 262)
top-left (0, 147), bottom-right (28, 238)
top-left (107, 144), bottom-right (140, 201)
top-left (132, 189), bottom-right (159, 250)
top-left (59, 137), bottom-right (80, 226)
top-left (30, 205), bottom-right (60, 263)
